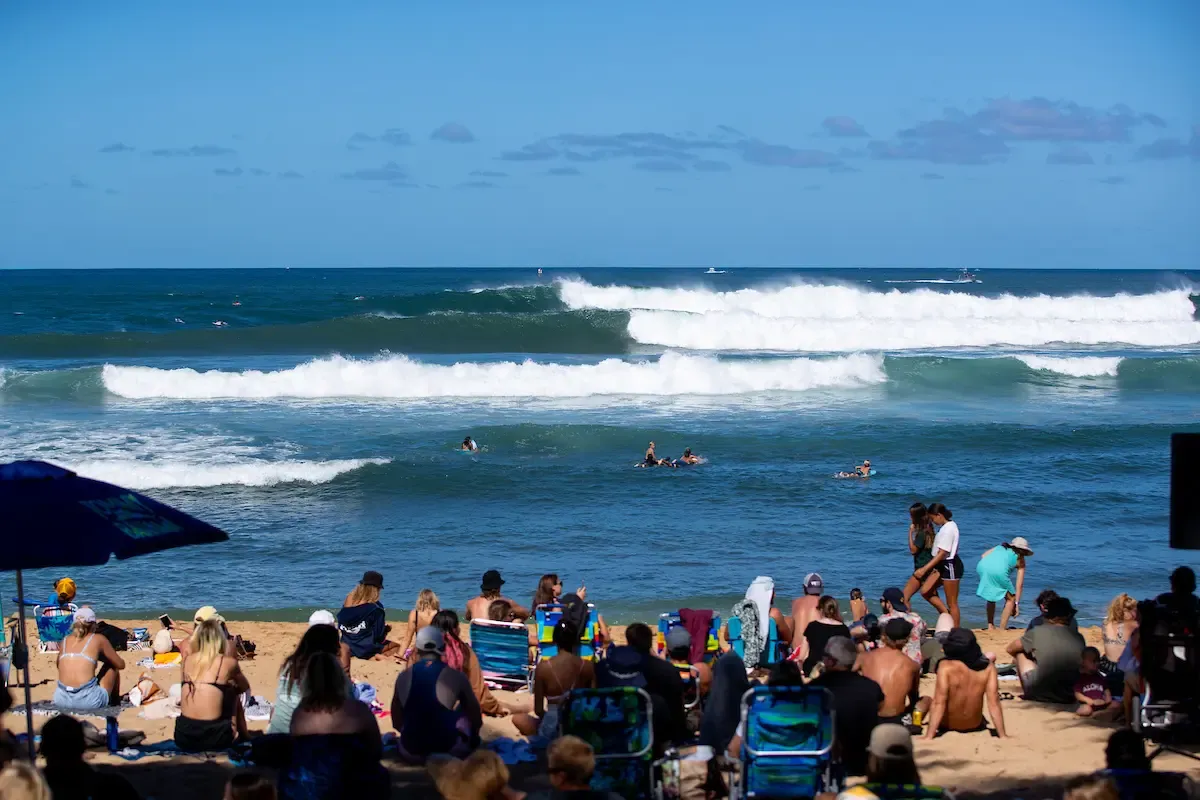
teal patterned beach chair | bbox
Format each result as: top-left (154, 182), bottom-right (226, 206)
top-left (560, 687), bottom-right (654, 799)
top-left (34, 604), bottom-right (77, 653)
top-left (731, 685), bottom-right (836, 799)
top-left (468, 619), bottom-right (532, 689)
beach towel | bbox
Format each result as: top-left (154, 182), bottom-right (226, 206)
top-left (731, 599), bottom-right (763, 669)
top-left (679, 608), bottom-right (713, 665)
top-left (746, 576), bottom-right (775, 641)
top-left (486, 736), bottom-right (539, 764)
top-left (13, 700), bottom-right (130, 719)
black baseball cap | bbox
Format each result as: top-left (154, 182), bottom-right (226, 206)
top-left (881, 587), bottom-right (908, 613)
top-left (481, 569), bottom-right (505, 591)
top-left (361, 570), bottom-right (383, 589)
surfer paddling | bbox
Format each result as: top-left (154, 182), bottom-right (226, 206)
top-left (835, 460), bottom-right (873, 478)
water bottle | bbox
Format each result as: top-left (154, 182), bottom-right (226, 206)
top-left (106, 717), bottom-right (119, 752)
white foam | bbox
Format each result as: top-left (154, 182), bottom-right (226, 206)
top-left (101, 352), bottom-right (886, 400)
top-left (68, 458), bottom-right (390, 489)
top-left (559, 279), bottom-right (1200, 351)
top-left (1016, 355), bottom-right (1123, 378)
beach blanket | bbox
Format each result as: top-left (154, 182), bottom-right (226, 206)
top-left (486, 736), bottom-right (539, 765)
top-left (113, 740), bottom-right (228, 761)
top-left (731, 599), bottom-right (763, 669)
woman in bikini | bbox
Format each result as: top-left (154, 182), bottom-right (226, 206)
top-left (512, 621), bottom-right (594, 739)
top-left (1101, 593), bottom-right (1138, 695)
top-left (400, 589), bottom-right (441, 665)
top-left (53, 607), bottom-right (124, 710)
top-left (175, 618), bottom-right (251, 751)
top-left (901, 502), bottom-right (949, 616)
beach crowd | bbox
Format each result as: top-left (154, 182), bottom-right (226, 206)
top-left (1, 502), bottom-right (1196, 800)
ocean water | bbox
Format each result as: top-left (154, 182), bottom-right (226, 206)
top-left (2, 267), bottom-right (1199, 626)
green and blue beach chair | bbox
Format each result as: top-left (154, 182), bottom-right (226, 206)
top-left (468, 619), bottom-right (532, 690)
top-left (560, 686), bottom-right (654, 799)
top-left (731, 684), bottom-right (836, 799)
top-left (726, 615), bottom-right (789, 668)
top-left (535, 602), bottom-right (599, 660)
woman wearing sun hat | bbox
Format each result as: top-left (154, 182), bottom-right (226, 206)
top-left (975, 537), bottom-right (1033, 631)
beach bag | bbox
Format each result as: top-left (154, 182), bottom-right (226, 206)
top-left (96, 620), bottom-right (129, 651)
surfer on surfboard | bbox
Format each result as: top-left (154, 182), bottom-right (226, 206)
top-left (835, 460), bottom-right (873, 478)
top-left (461, 436), bottom-right (479, 453)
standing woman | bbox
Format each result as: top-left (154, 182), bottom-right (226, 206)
top-left (975, 537), bottom-right (1033, 630)
top-left (901, 503), bottom-right (949, 616)
top-left (912, 503), bottom-right (964, 627)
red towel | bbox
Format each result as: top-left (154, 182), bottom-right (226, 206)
top-left (679, 608), bottom-right (714, 664)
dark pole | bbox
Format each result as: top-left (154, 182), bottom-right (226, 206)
top-left (15, 569), bottom-right (35, 761)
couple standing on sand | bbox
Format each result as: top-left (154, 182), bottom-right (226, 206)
top-left (902, 502), bottom-right (963, 626)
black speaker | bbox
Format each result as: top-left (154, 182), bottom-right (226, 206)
top-left (1171, 433), bottom-right (1200, 550)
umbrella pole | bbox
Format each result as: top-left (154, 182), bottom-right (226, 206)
top-left (15, 569), bottom-right (35, 761)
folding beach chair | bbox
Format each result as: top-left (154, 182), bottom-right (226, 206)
top-left (726, 615), bottom-right (788, 668)
top-left (468, 619), bottom-right (532, 690)
top-left (535, 602), bottom-right (599, 660)
top-left (560, 686), bottom-right (654, 799)
top-left (656, 611), bottom-right (721, 661)
top-left (34, 603), bottom-right (77, 653)
top-left (730, 684), bottom-right (836, 799)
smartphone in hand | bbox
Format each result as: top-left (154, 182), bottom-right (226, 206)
top-left (159, 614), bottom-right (173, 630)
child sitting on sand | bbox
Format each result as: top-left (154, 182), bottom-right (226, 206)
top-left (1075, 646), bottom-right (1120, 718)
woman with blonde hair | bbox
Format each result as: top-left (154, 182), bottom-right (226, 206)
top-left (0, 761), bottom-right (51, 800)
top-left (53, 607), bottom-right (125, 710)
top-left (336, 570), bottom-right (401, 665)
top-left (176, 617), bottom-right (251, 751)
top-left (430, 749), bottom-right (523, 800)
top-left (1101, 592), bottom-right (1139, 696)
top-left (401, 589), bottom-right (441, 664)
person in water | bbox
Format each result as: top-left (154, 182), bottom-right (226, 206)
top-left (678, 448), bottom-right (701, 465)
top-left (461, 436), bottom-right (478, 452)
top-left (856, 460), bottom-right (872, 476)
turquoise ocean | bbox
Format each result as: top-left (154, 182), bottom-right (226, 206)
top-left (2, 267), bottom-right (1199, 625)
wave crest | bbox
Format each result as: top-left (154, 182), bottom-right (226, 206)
top-left (69, 458), bottom-right (391, 489)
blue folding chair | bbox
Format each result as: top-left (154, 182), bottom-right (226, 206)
top-left (34, 604), bottom-right (77, 653)
top-left (726, 615), bottom-right (788, 668)
top-left (535, 603), bottom-right (599, 660)
top-left (560, 687), bottom-right (654, 799)
top-left (468, 619), bottom-right (532, 690)
top-left (732, 685), bottom-right (836, 799)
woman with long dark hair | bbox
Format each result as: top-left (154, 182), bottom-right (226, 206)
top-left (532, 574), bottom-right (562, 611)
top-left (913, 503), bottom-right (964, 626)
top-left (268, 623), bottom-right (350, 735)
top-left (902, 503), bottom-right (949, 615)
top-left (431, 610), bottom-right (507, 717)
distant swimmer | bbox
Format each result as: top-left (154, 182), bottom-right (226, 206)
top-left (461, 436), bottom-right (479, 452)
top-left (212, 320), bottom-right (228, 327)
top-left (834, 460), bottom-right (873, 479)
top-left (678, 448), bottom-right (702, 465)
top-left (174, 317), bottom-right (185, 324)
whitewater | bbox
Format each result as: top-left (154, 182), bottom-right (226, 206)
top-left (559, 279), bottom-right (1200, 351)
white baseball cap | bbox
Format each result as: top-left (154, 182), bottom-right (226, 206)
top-left (308, 609), bottom-right (337, 627)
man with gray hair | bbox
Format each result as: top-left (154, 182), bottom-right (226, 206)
top-left (810, 635), bottom-right (885, 776)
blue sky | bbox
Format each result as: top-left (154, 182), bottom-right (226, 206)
top-left (1, 2), bottom-right (1197, 269)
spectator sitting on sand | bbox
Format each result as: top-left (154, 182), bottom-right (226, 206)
top-left (176, 617), bottom-right (250, 751)
top-left (178, 606), bottom-right (240, 660)
top-left (809, 636), bottom-right (884, 777)
top-left (856, 618), bottom-right (929, 727)
top-left (1075, 647), bottom-right (1120, 719)
top-left (267, 622), bottom-right (352, 735)
top-left (281, 652), bottom-right (388, 800)
top-left (524, 735), bottom-right (625, 800)
top-left (337, 571), bottom-right (401, 665)
top-left (1026, 589), bottom-right (1080, 633)
top-left (53, 607), bottom-right (125, 711)
top-left (513, 621), bottom-right (594, 739)
top-left (878, 587), bottom-right (927, 666)
top-left (224, 771), bottom-right (276, 800)
top-left (849, 587), bottom-right (868, 622)
top-left (788, 572), bottom-right (825, 655)
top-left (920, 613), bottom-right (955, 675)
top-left (532, 573), bottom-right (563, 610)
top-left (429, 749), bottom-right (525, 800)
top-left (1100, 593), bottom-right (1137, 695)
top-left (465, 570), bottom-right (530, 623)
top-left (835, 724), bottom-right (950, 800)
top-left (626, 622), bottom-right (689, 747)
top-left (665, 625), bottom-right (712, 698)
top-left (923, 628), bottom-right (1007, 739)
top-left (401, 589), bottom-right (441, 664)
top-left (40, 714), bottom-right (141, 800)
top-left (433, 609), bottom-right (510, 717)
top-left (392, 626), bottom-right (482, 763)
top-left (1008, 595), bottom-right (1086, 703)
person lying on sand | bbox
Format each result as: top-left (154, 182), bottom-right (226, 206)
top-left (856, 618), bottom-right (929, 727)
top-left (923, 628), bottom-right (1007, 739)
top-left (465, 570), bottom-right (530, 623)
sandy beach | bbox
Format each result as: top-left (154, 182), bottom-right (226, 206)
top-left (3, 616), bottom-right (1198, 798)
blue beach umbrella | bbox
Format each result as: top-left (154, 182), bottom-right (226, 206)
top-left (0, 459), bottom-right (230, 757)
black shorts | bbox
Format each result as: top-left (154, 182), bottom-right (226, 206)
top-left (937, 555), bottom-right (965, 581)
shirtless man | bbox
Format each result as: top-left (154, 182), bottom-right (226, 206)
top-left (789, 573), bottom-right (825, 654)
top-left (679, 448), bottom-right (701, 465)
top-left (856, 618), bottom-right (928, 725)
top-left (465, 569), bottom-right (531, 623)
top-left (923, 628), bottom-right (1008, 739)
top-left (856, 460), bottom-right (872, 477)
